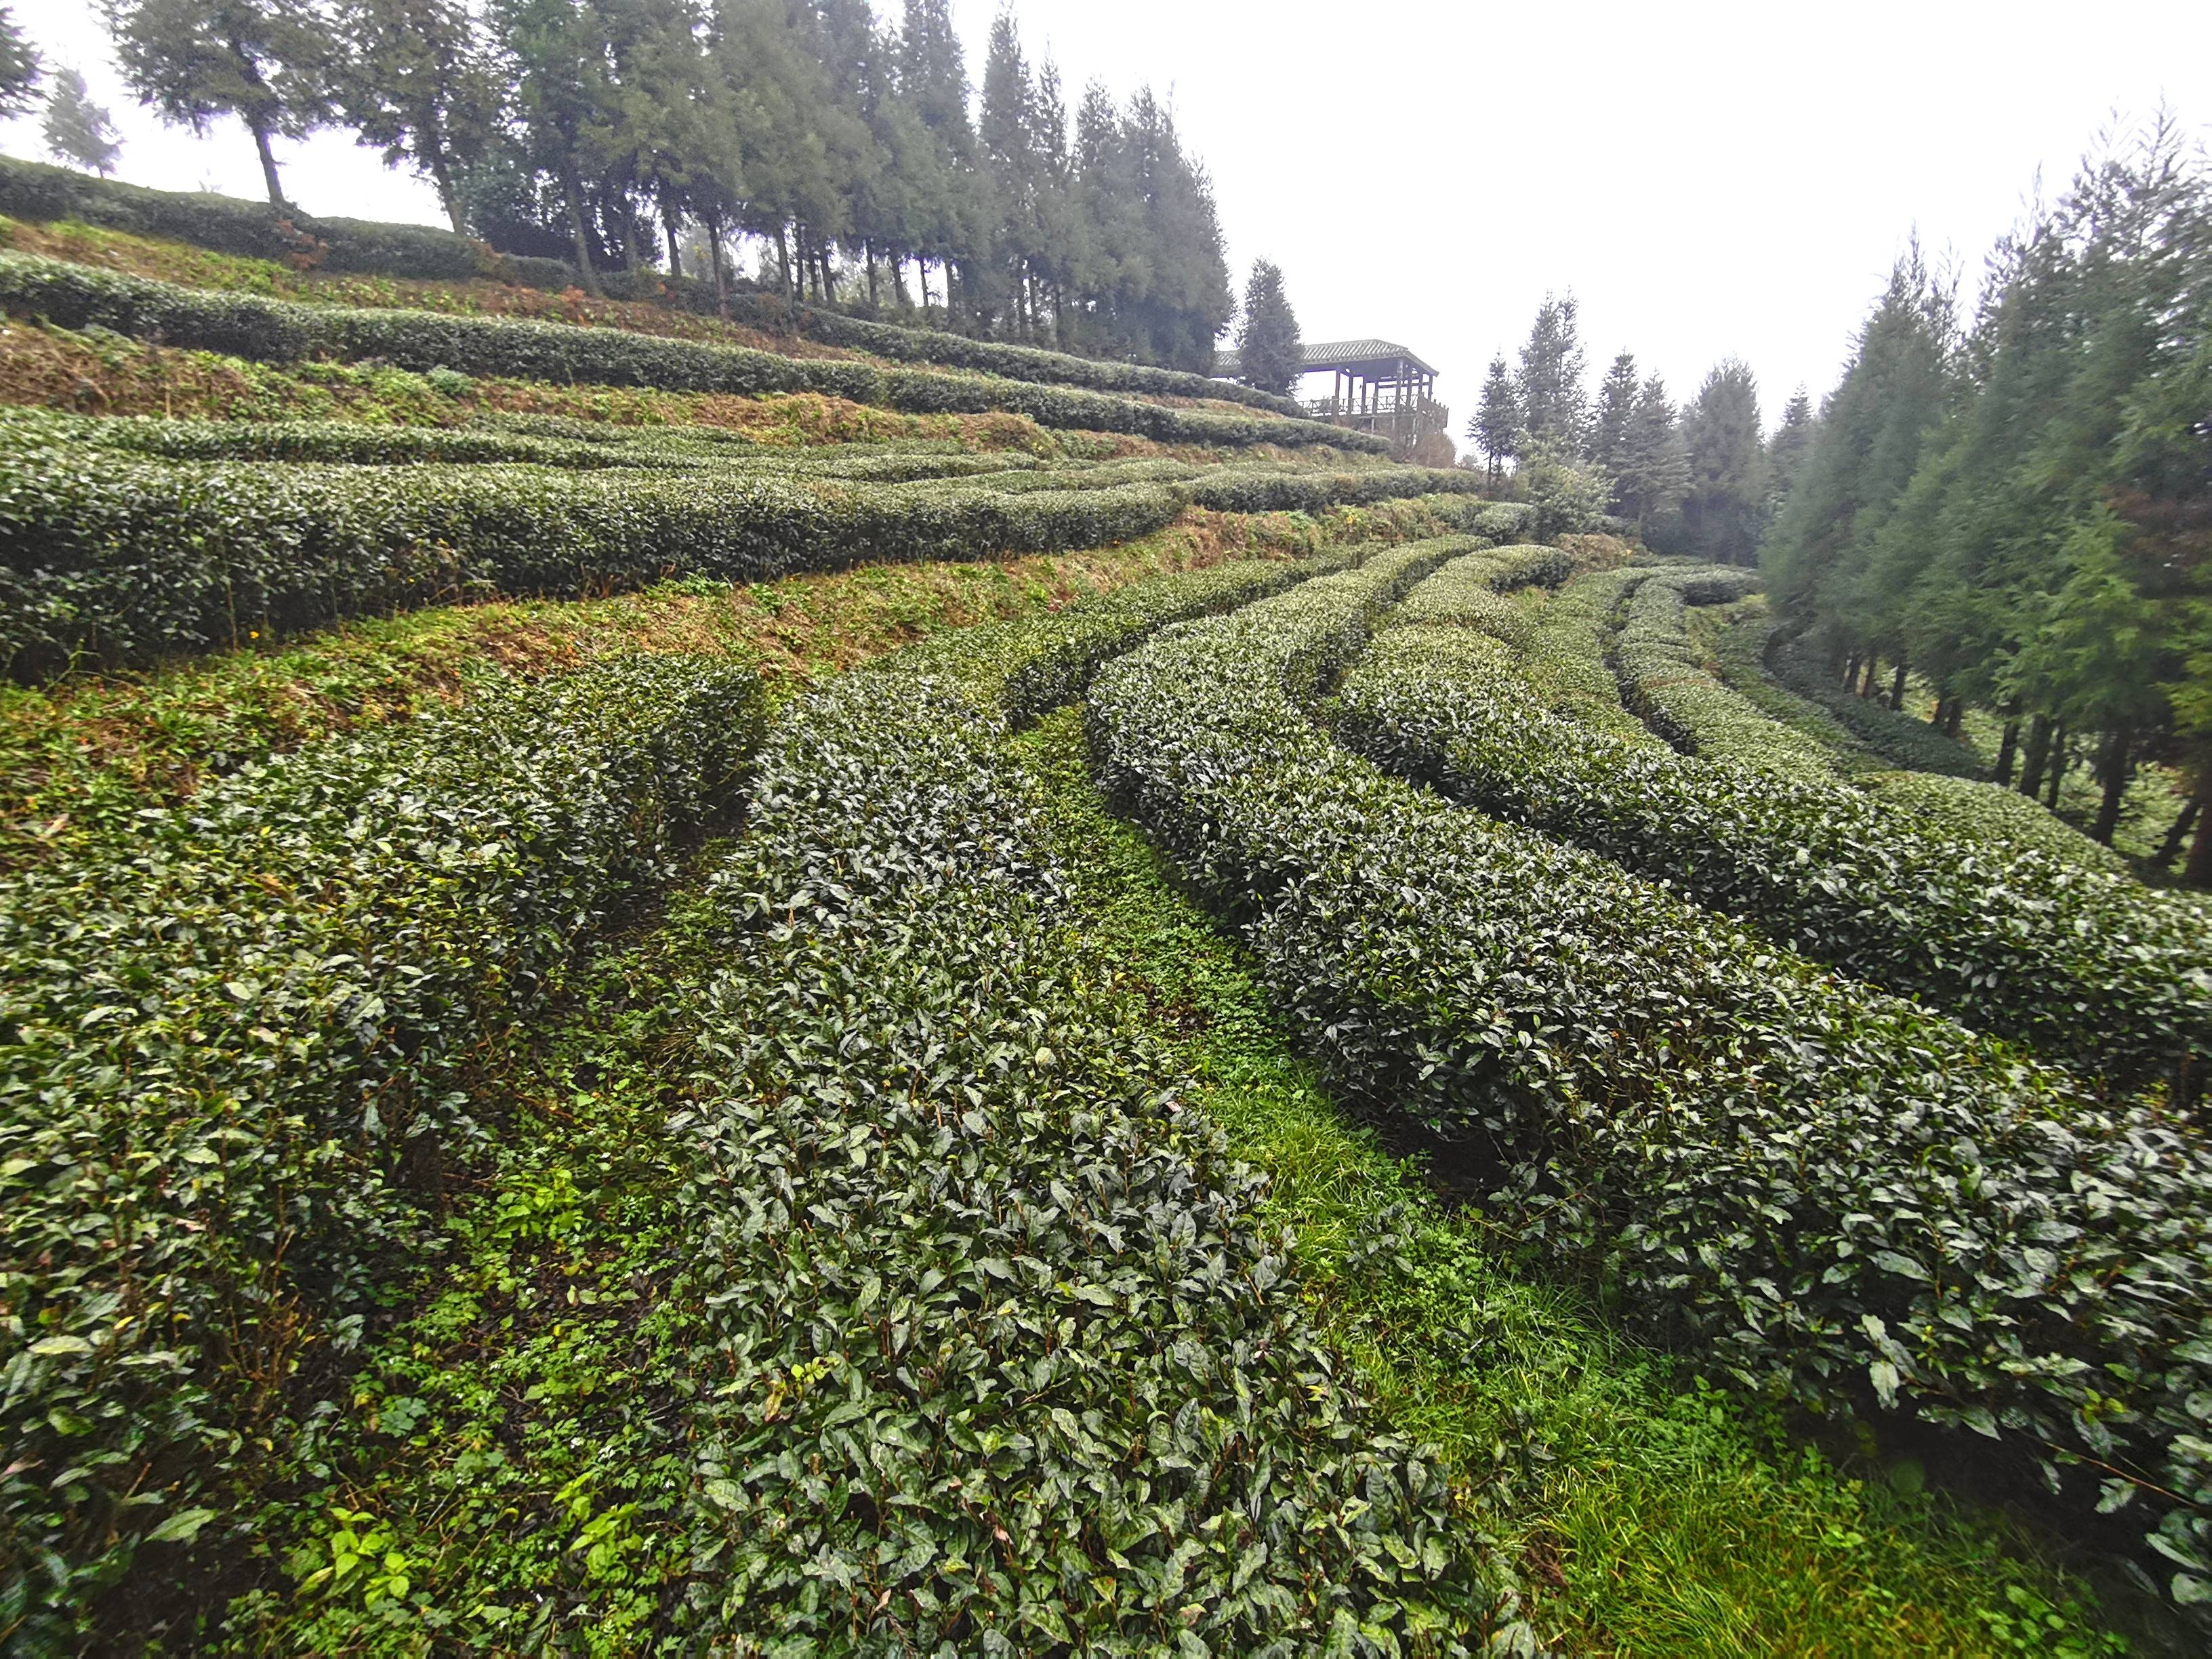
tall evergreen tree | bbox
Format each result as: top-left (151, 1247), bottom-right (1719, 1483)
top-left (1762, 245), bottom-right (1954, 656)
top-left (1515, 293), bottom-right (1589, 452)
top-left (330, 0), bottom-right (500, 234)
top-left (1762, 386), bottom-right (1814, 514)
top-left (492, 0), bottom-right (619, 289)
top-left (896, 0), bottom-right (978, 316)
top-left (106, 0), bottom-right (333, 205)
top-left (1589, 350), bottom-right (1638, 482)
top-left (1614, 375), bottom-right (1689, 541)
top-left (1680, 358), bottom-right (1766, 563)
top-left (43, 66), bottom-right (122, 176)
top-left (977, 8), bottom-right (1041, 331)
top-left (0, 5), bottom-right (41, 118)
top-left (1469, 355), bottom-right (1521, 489)
top-left (1233, 258), bottom-right (1301, 396)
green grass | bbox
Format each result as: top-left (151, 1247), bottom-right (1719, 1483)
top-left (209, 851), bottom-right (737, 1655)
top-left (1017, 705), bottom-right (2135, 1658)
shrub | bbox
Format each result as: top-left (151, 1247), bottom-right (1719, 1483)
top-left (1333, 556), bottom-right (2212, 1094)
top-left (0, 253), bottom-right (1387, 451)
top-left (1862, 769), bottom-right (2135, 878)
top-left (1085, 549), bottom-right (2212, 1612)
top-left (0, 154), bottom-right (560, 288)
top-left (0, 443), bottom-right (1185, 676)
top-left (1521, 568), bottom-right (1670, 745)
top-left (659, 554), bottom-right (1530, 1648)
top-left (0, 654), bottom-right (764, 1645)
top-left (725, 292), bottom-right (1306, 416)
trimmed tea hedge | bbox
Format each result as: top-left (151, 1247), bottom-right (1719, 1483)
top-left (0, 444), bottom-right (1186, 676)
top-left (1393, 543), bottom-right (1572, 647)
top-left (1863, 769), bottom-right (2135, 878)
top-left (1334, 557), bottom-right (2212, 1094)
top-left (726, 292), bottom-right (1306, 416)
top-left (1086, 550), bottom-right (2212, 1610)
top-left (0, 253), bottom-right (1387, 452)
top-left (661, 557), bottom-right (1530, 1648)
top-left (1521, 567), bottom-right (1668, 746)
top-left (0, 154), bottom-right (562, 288)
top-left (0, 655), bottom-right (764, 1644)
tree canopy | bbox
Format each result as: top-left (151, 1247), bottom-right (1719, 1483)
top-left (1233, 258), bottom-right (1301, 397)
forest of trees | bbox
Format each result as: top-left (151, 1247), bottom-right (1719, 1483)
top-left (1763, 119), bottom-right (2210, 876)
top-left (1465, 293), bottom-right (1801, 560)
top-left (35, 0), bottom-right (1234, 369)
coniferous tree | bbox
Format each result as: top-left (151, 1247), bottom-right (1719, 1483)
top-left (1762, 386), bottom-right (1814, 514)
top-left (492, 0), bottom-right (618, 289)
top-left (1680, 358), bottom-right (1766, 562)
top-left (0, 5), bottom-right (41, 117)
top-left (1615, 375), bottom-right (1689, 541)
top-left (1589, 350), bottom-right (1638, 483)
top-left (1233, 259), bottom-right (1302, 397)
top-left (43, 66), bottom-right (122, 176)
top-left (330, 0), bottom-right (499, 234)
top-left (106, 0), bottom-right (333, 205)
top-left (977, 8), bottom-right (1042, 332)
top-left (1515, 293), bottom-right (1589, 452)
top-left (1469, 354), bottom-right (1520, 489)
top-left (897, 0), bottom-right (977, 317)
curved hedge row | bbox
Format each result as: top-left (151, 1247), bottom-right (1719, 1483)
top-left (658, 556), bottom-right (1528, 1648)
top-left (1862, 769), bottom-right (2135, 878)
top-left (1085, 549), bottom-right (2212, 1610)
top-left (0, 253), bottom-right (1387, 453)
top-left (1521, 567), bottom-right (1668, 746)
top-left (0, 654), bottom-right (764, 1645)
top-left (726, 292), bottom-right (1305, 416)
top-left (0, 154), bottom-right (571, 288)
top-left (1333, 560), bottom-right (2212, 1094)
top-left (1393, 543), bottom-right (1572, 647)
top-left (0, 447), bottom-right (1185, 677)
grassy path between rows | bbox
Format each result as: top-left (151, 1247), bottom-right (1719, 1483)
top-left (1016, 706), bottom-right (2131, 1658)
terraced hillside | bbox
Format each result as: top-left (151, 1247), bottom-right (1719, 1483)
top-left (0, 207), bottom-right (2199, 1659)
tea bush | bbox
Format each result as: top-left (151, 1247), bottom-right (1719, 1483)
top-left (1332, 555), bottom-right (2212, 1094)
top-left (1769, 630), bottom-right (1989, 779)
top-left (0, 655), bottom-right (764, 1645)
top-left (659, 552), bottom-right (1532, 1650)
top-left (1086, 548), bottom-right (2212, 1612)
top-left (725, 292), bottom-right (1305, 415)
top-left (0, 253), bottom-right (1387, 452)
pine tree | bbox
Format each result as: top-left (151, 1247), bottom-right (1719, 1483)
top-left (1468, 355), bottom-right (1519, 489)
top-left (1588, 350), bottom-right (1638, 483)
top-left (1234, 259), bottom-right (1301, 396)
top-left (1680, 358), bottom-right (1765, 563)
top-left (107, 0), bottom-right (333, 206)
top-left (977, 9), bottom-right (1041, 333)
top-left (1762, 386), bottom-right (1814, 512)
top-left (1515, 293), bottom-right (1588, 452)
top-left (0, 5), bottom-right (41, 118)
top-left (42, 66), bottom-right (121, 176)
top-left (329, 0), bottom-right (499, 234)
top-left (1614, 375), bottom-right (1689, 541)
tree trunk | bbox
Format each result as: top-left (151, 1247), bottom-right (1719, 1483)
top-left (2186, 794), bottom-right (2212, 889)
top-left (706, 211), bottom-right (729, 319)
top-left (1859, 656), bottom-right (1880, 698)
top-left (426, 140), bottom-right (465, 238)
top-left (819, 247), bottom-right (836, 304)
top-left (2090, 725), bottom-right (2133, 845)
top-left (1942, 698), bottom-right (1965, 739)
top-left (2045, 722), bottom-right (2068, 810)
top-left (2019, 714), bottom-right (2053, 798)
top-left (249, 117), bottom-right (286, 207)
top-left (1843, 654), bottom-right (1861, 691)
top-left (1889, 659), bottom-right (1908, 710)
top-left (865, 243), bottom-right (879, 308)
top-left (776, 225), bottom-right (793, 302)
top-left (918, 259), bottom-right (932, 312)
top-left (2157, 797), bottom-right (2200, 867)
top-left (663, 208), bottom-right (682, 279)
top-left (1994, 710), bottom-right (2022, 787)
top-left (561, 176), bottom-right (602, 296)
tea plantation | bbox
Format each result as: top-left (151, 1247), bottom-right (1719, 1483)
top-left (0, 209), bottom-right (2203, 1659)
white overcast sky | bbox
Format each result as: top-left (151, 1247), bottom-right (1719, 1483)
top-left (5, 1), bottom-right (2209, 431)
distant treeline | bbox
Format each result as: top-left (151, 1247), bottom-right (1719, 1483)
top-left (64, 1), bottom-right (1233, 370)
top-left (1460, 294), bottom-right (1806, 562)
top-left (1763, 118), bottom-right (2210, 877)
